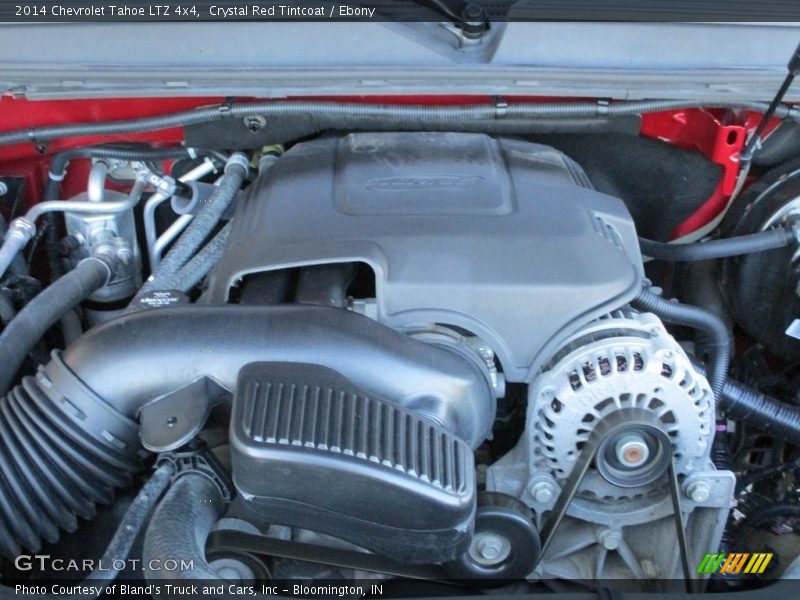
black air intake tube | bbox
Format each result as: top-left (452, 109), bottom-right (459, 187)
top-left (0, 365), bottom-right (140, 558)
top-left (0, 305), bottom-right (493, 558)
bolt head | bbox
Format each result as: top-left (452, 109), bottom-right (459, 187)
top-left (615, 434), bottom-right (650, 467)
top-left (686, 481), bottom-right (711, 503)
top-left (468, 532), bottom-right (512, 566)
top-left (529, 481), bottom-right (555, 504)
top-left (598, 529), bottom-right (621, 550)
top-left (478, 540), bottom-right (501, 559)
top-left (244, 116), bottom-right (266, 132)
top-left (116, 247), bottom-right (133, 266)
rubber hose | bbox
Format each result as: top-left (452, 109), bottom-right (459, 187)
top-left (143, 473), bottom-right (226, 587)
top-left (133, 154), bottom-right (247, 299)
top-left (170, 222), bottom-right (232, 293)
top-left (0, 99), bottom-right (796, 148)
top-left (0, 215), bottom-right (29, 279)
top-left (0, 464), bottom-right (174, 600)
top-left (0, 304), bottom-right (490, 559)
top-left (688, 358), bottom-right (800, 446)
top-left (0, 292), bottom-right (14, 325)
top-left (42, 170), bottom-right (67, 280)
top-left (84, 464), bottom-right (176, 584)
top-left (720, 375), bottom-right (800, 446)
top-left (750, 503), bottom-right (800, 528)
top-left (0, 257), bottom-right (110, 395)
top-left (639, 226), bottom-right (796, 261)
top-left (0, 371), bottom-right (140, 558)
top-left (633, 286), bottom-right (730, 402)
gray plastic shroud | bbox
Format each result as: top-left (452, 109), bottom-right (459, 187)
top-left (207, 132), bottom-right (643, 381)
top-left (230, 362), bottom-right (475, 563)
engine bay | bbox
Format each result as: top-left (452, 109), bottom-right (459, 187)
top-left (2, 92), bottom-right (800, 597)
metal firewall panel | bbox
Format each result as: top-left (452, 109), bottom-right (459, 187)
top-left (206, 132), bottom-right (642, 381)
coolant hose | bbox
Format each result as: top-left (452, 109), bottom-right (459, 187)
top-left (0, 304), bottom-right (492, 559)
top-left (134, 153), bottom-right (248, 299)
top-left (633, 286), bottom-right (730, 401)
top-left (639, 226), bottom-right (797, 261)
top-left (0, 257), bottom-right (111, 395)
top-left (143, 473), bottom-right (226, 586)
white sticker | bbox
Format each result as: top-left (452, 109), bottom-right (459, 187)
top-left (786, 319), bottom-right (800, 340)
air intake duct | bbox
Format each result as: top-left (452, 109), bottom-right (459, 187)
top-left (0, 356), bottom-right (141, 557)
top-left (0, 305), bottom-right (493, 557)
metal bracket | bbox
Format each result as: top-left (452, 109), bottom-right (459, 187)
top-left (139, 376), bottom-right (228, 452)
top-left (536, 408), bottom-right (695, 592)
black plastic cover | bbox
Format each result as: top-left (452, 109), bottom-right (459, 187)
top-left (206, 132), bottom-right (642, 381)
top-left (230, 362), bottom-right (476, 563)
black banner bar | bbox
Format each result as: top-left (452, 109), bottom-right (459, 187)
top-left (3, 0), bottom-right (800, 22)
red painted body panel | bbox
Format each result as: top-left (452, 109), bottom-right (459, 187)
top-left (0, 94), bottom-right (770, 236)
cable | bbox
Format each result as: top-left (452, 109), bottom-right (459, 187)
top-left (1, 99), bottom-right (798, 149)
top-left (633, 286), bottom-right (731, 402)
top-left (740, 41), bottom-right (800, 164)
top-left (639, 226), bottom-right (797, 261)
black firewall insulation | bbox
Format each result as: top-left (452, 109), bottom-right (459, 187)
top-left (532, 134), bottom-right (722, 242)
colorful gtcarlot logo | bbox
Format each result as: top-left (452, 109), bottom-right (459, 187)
top-left (696, 552), bottom-right (773, 575)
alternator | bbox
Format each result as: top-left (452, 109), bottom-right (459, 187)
top-left (488, 311), bottom-right (733, 581)
top-left (531, 310), bottom-right (713, 501)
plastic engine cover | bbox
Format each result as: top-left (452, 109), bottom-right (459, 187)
top-left (207, 132), bottom-right (642, 381)
top-left (230, 362), bottom-right (476, 563)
